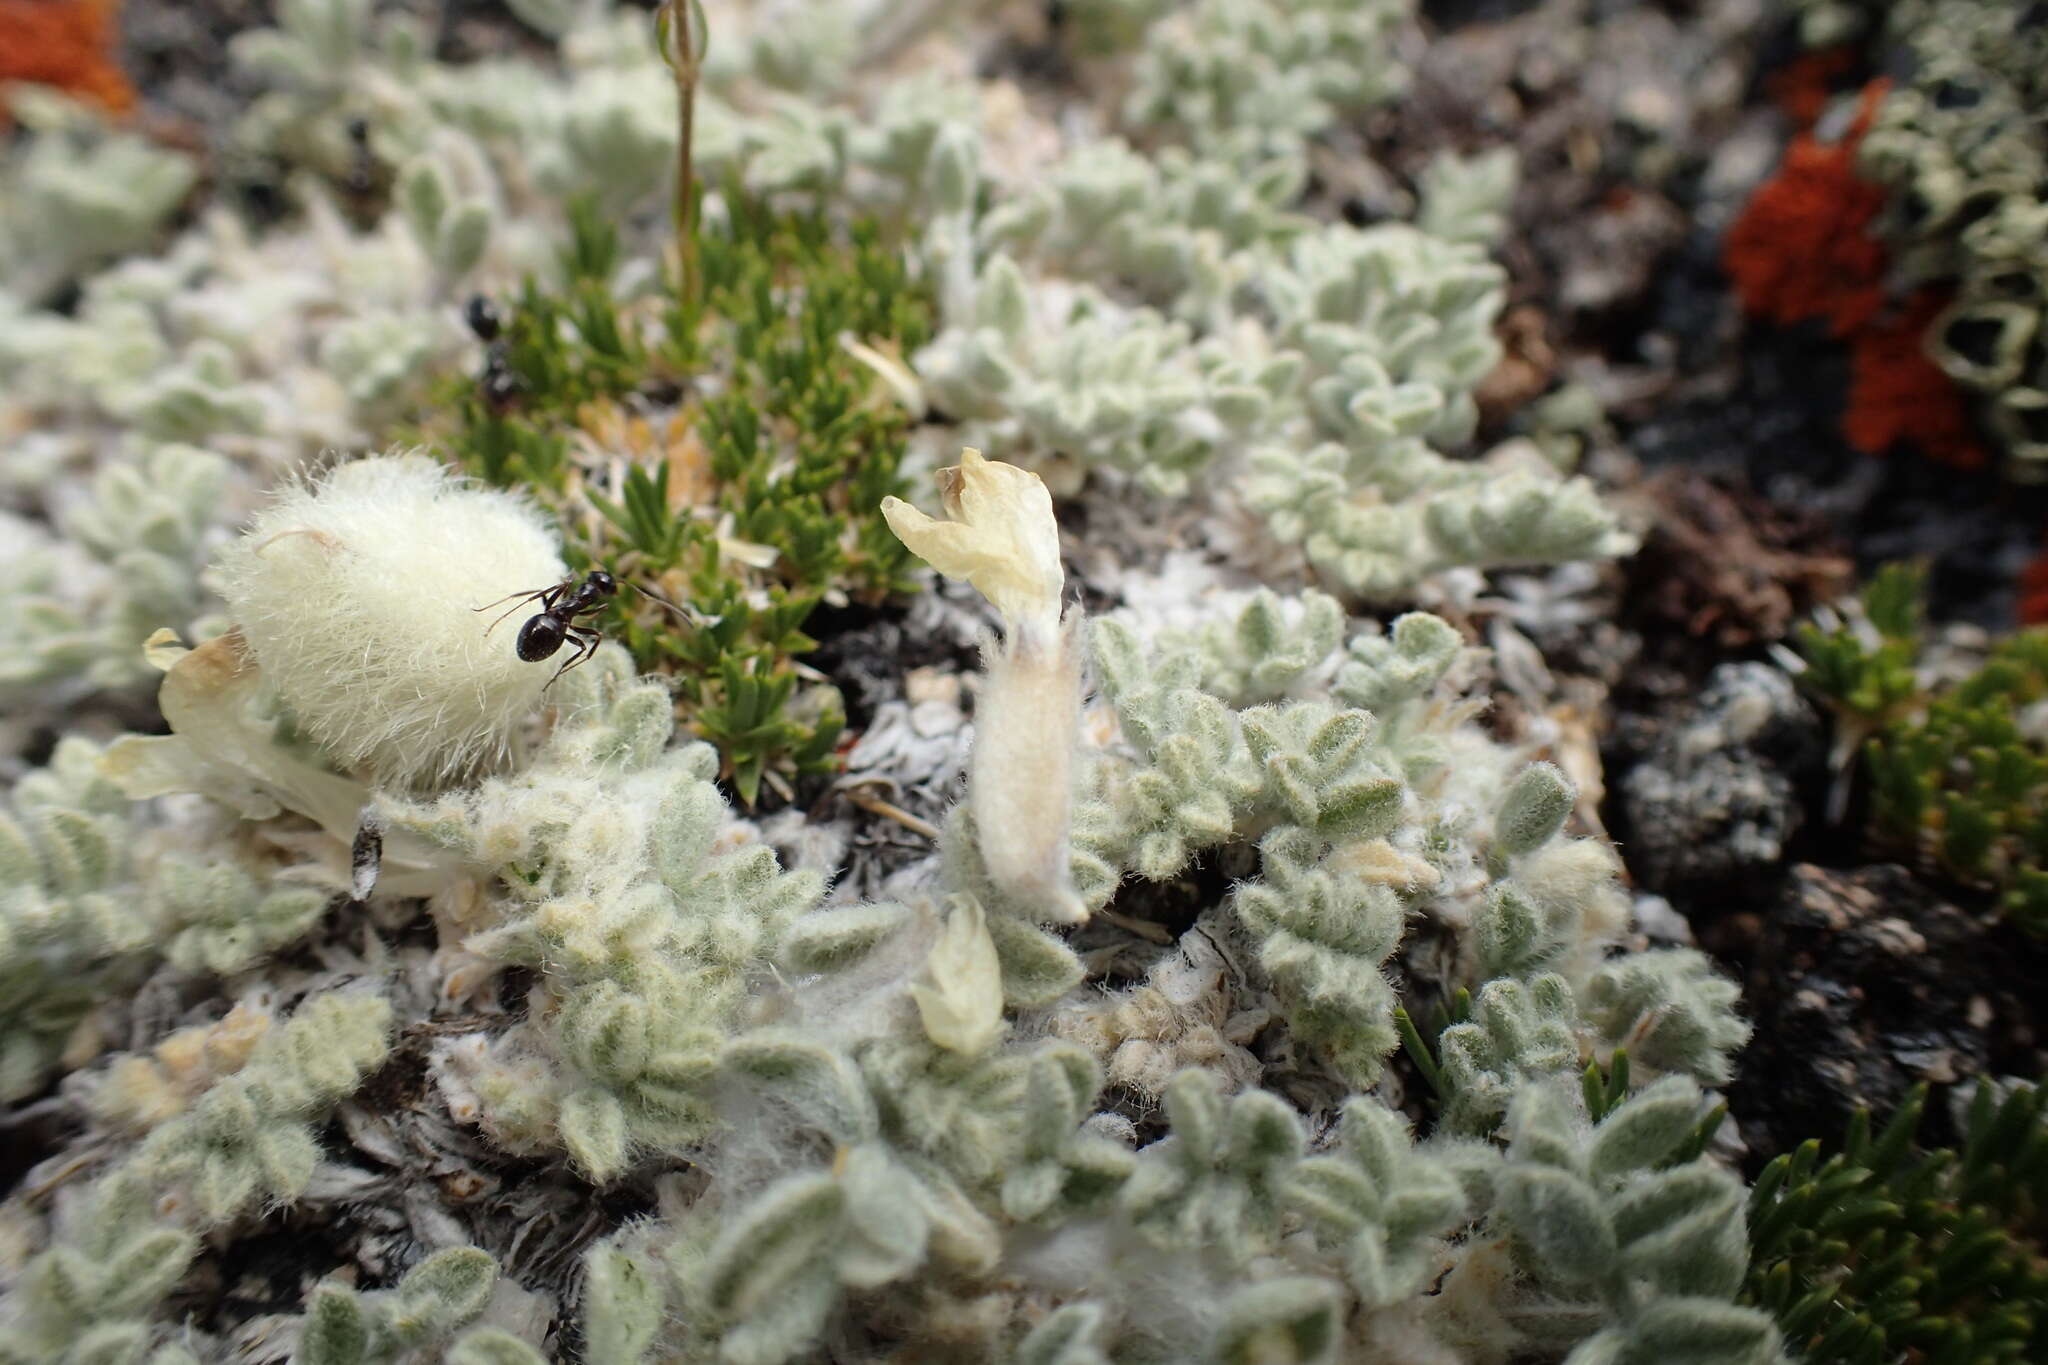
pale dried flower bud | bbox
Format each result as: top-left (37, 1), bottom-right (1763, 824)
top-left (882, 450), bottom-right (1085, 922)
top-left (910, 896), bottom-right (1006, 1056)
top-left (880, 448), bottom-right (1065, 646)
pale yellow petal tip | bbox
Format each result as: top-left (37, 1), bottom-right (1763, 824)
top-left (911, 896), bottom-right (1005, 1056)
top-left (882, 449), bottom-right (1063, 636)
top-left (142, 628), bottom-right (189, 673)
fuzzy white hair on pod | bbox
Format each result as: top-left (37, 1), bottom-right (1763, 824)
top-left (216, 453), bottom-right (568, 792)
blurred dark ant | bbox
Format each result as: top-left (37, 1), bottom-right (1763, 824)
top-left (475, 570), bottom-right (709, 688)
top-left (466, 294), bottom-right (521, 412)
top-left (344, 115), bottom-right (376, 195)
top-left (336, 114), bottom-right (391, 227)
top-left (479, 361), bottom-right (521, 412)
top-left (465, 295), bottom-right (502, 341)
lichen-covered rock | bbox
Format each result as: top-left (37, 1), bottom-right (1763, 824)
top-left (1619, 662), bottom-right (1822, 891)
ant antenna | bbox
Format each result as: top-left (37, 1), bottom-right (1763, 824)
top-left (629, 579), bottom-right (721, 630)
top-left (471, 570), bottom-right (721, 692)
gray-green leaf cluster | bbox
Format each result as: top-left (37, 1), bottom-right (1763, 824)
top-left (381, 648), bottom-right (822, 1178)
top-left (138, 991), bottom-right (392, 1223)
top-left (1, 446), bottom-right (227, 706)
top-left (1492, 1081), bottom-right (1782, 1364)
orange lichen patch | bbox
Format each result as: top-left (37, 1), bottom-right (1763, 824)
top-left (1722, 80), bottom-right (1891, 338)
top-left (1730, 77), bottom-right (1994, 474)
top-left (0, 0), bottom-right (134, 120)
top-left (1843, 290), bottom-right (1988, 471)
top-left (1766, 47), bottom-right (1859, 130)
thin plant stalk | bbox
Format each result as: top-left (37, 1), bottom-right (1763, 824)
top-left (656, 0), bottom-right (708, 309)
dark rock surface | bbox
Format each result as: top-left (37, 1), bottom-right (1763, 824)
top-left (1731, 862), bottom-right (2048, 1161)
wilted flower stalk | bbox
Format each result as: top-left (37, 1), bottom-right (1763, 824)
top-left (882, 449), bottom-right (1087, 923)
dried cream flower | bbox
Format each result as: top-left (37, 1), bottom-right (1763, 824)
top-left (880, 447), bottom-right (1064, 646)
top-left (213, 453), bottom-right (566, 791)
top-left (882, 449), bottom-right (1085, 923)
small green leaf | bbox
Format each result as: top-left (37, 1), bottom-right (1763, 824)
top-left (298, 1286), bottom-right (372, 1365)
top-left (1494, 762), bottom-right (1574, 856)
top-left (1016, 1302), bottom-right (1111, 1365)
top-left (1314, 775), bottom-right (1404, 840)
top-left (780, 903), bottom-right (913, 973)
top-left (582, 1240), bottom-right (664, 1364)
top-left (700, 1172), bottom-right (845, 1316)
top-left (399, 159), bottom-right (450, 244)
top-left (1498, 1165), bottom-right (1615, 1285)
top-left (64, 1323), bottom-right (152, 1365)
top-left (98, 1227), bottom-right (198, 1318)
top-left (561, 1088), bottom-right (631, 1181)
top-left (1210, 1277), bottom-right (1341, 1365)
top-left (445, 1329), bottom-right (549, 1365)
top-left (392, 1246), bottom-right (498, 1341)
top-left (438, 200), bottom-right (493, 277)
top-left (984, 914), bottom-right (1085, 1007)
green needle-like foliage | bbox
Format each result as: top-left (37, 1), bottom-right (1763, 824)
top-left (429, 191), bottom-right (931, 803)
top-left (1797, 563), bottom-right (2048, 936)
top-left (1746, 1080), bottom-right (2048, 1364)
top-left (1792, 563), bottom-right (1925, 728)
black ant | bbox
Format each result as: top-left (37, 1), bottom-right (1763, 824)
top-left (475, 570), bottom-right (709, 688)
top-left (465, 295), bottom-right (502, 341)
top-left (475, 571), bottom-right (618, 687)
top-left (344, 116), bottom-right (375, 194)
top-left (337, 115), bottom-right (392, 228)
top-left (466, 295), bottom-right (522, 413)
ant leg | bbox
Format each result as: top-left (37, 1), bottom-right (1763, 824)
top-left (476, 580), bottom-right (568, 637)
top-left (480, 595), bottom-right (543, 637)
top-left (473, 583), bottom-right (556, 613)
top-left (542, 626), bottom-right (604, 691)
top-left (541, 630), bottom-right (598, 691)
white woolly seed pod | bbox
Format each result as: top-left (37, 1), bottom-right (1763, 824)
top-left (215, 453), bottom-right (567, 791)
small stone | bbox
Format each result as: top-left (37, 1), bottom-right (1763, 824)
top-left (1619, 662), bottom-right (1822, 892)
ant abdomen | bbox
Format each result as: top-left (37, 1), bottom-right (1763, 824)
top-left (516, 613), bottom-right (569, 663)
top-left (465, 295), bottom-right (502, 342)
